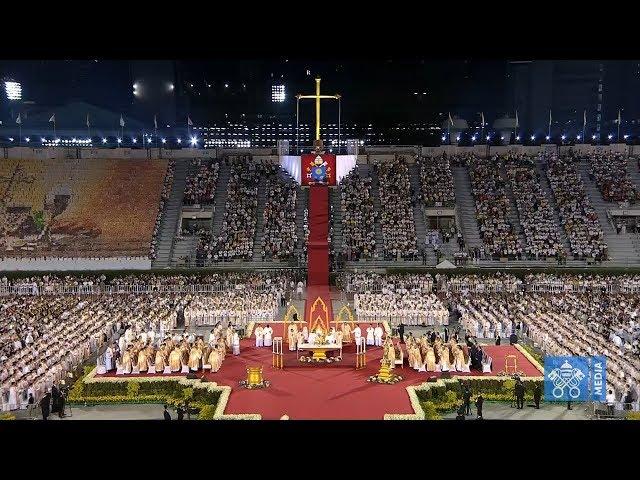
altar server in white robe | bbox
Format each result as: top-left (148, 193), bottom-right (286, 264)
top-left (255, 325), bottom-right (264, 347)
top-left (366, 325), bottom-right (375, 346)
top-left (139, 331), bottom-right (148, 345)
top-left (118, 334), bottom-right (126, 353)
top-left (353, 325), bottom-right (362, 346)
top-left (104, 345), bottom-right (114, 371)
top-left (302, 326), bottom-right (309, 342)
top-left (232, 332), bottom-right (240, 355)
top-left (148, 329), bottom-right (155, 346)
top-left (263, 325), bottom-right (273, 347)
top-left (374, 325), bottom-right (384, 347)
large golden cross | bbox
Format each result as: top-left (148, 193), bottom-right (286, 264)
top-left (296, 77), bottom-right (340, 150)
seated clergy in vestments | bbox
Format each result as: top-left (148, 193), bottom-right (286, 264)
top-left (169, 348), bottom-right (182, 372)
top-left (137, 348), bottom-right (149, 372)
top-left (155, 349), bottom-right (166, 371)
top-left (188, 346), bottom-right (202, 371)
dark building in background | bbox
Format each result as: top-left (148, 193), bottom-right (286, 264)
top-left (507, 60), bottom-right (640, 140)
top-left (130, 60), bottom-right (178, 127)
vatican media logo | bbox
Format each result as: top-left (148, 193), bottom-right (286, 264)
top-left (544, 356), bottom-right (606, 402)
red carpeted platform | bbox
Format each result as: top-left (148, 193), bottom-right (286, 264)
top-left (307, 185), bottom-right (329, 286)
top-left (96, 342), bottom-right (541, 419)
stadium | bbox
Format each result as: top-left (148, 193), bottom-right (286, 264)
top-left (2, 58), bottom-right (640, 423)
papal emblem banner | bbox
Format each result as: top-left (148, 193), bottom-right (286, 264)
top-left (301, 154), bottom-right (336, 186)
top-left (544, 356), bottom-right (607, 402)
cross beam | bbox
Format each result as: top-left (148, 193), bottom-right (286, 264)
top-left (296, 77), bottom-right (340, 149)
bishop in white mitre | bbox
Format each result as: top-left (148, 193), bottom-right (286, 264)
top-left (366, 325), bottom-right (375, 346)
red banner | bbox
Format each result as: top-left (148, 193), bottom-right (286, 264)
top-left (301, 154), bottom-right (336, 186)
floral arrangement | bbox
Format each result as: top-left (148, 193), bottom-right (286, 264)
top-left (299, 356), bottom-right (342, 363)
top-left (367, 373), bottom-right (404, 384)
top-left (238, 379), bottom-right (270, 389)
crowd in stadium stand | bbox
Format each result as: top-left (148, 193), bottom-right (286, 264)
top-left (587, 152), bottom-right (640, 203)
top-left (203, 159), bottom-right (263, 261)
top-left (150, 160), bottom-right (175, 260)
top-left (183, 159), bottom-right (220, 205)
top-left (546, 155), bottom-right (608, 260)
top-left (504, 155), bottom-right (563, 259)
top-left (468, 155), bottom-right (523, 258)
top-left (375, 158), bottom-right (418, 260)
top-left (262, 171), bottom-right (298, 260)
top-left (417, 155), bottom-right (456, 207)
top-left (340, 169), bottom-right (376, 260)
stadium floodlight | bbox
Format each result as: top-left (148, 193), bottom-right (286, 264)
top-left (456, 135), bottom-right (460, 142)
top-left (4, 81), bottom-right (22, 100)
top-left (117, 138), bottom-right (122, 144)
top-left (190, 136), bottom-right (198, 146)
top-left (530, 135), bottom-right (535, 141)
top-left (486, 135), bottom-right (490, 141)
top-left (545, 135), bottom-right (550, 141)
top-left (177, 138), bottom-right (182, 144)
top-left (161, 138), bottom-right (166, 144)
top-left (592, 134), bottom-right (597, 140)
top-left (25, 137), bottom-right (30, 143)
top-left (441, 136), bottom-right (446, 141)
top-left (577, 135), bottom-right (581, 140)
top-left (41, 138), bottom-right (46, 142)
top-left (516, 135), bottom-right (520, 141)
top-left (471, 135), bottom-right (476, 142)
top-left (72, 138), bottom-right (77, 142)
top-left (102, 138), bottom-right (107, 144)
top-left (624, 134), bottom-right (629, 140)
top-left (500, 136), bottom-right (504, 140)
top-left (147, 137), bottom-right (153, 144)
top-left (168, 83), bottom-right (174, 91)
top-left (132, 138), bottom-right (137, 143)
top-left (561, 135), bottom-right (566, 140)
top-left (271, 84), bottom-right (285, 103)
top-left (224, 83), bottom-right (229, 88)
top-left (608, 134), bottom-right (613, 140)
top-left (9, 137), bottom-right (14, 142)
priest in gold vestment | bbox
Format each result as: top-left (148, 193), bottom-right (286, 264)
top-left (169, 348), bottom-right (182, 372)
top-left (155, 348), bottom-right (166, 371)
top-left (188, 346), bottom-right (202, 371)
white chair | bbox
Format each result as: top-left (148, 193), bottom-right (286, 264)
top-left (202, 363), bottom-right (212, 371)
top-left (482, 357), bottom-right (492, 373)
top-left (132, 366), bottom-right (140, 374)
top-left (163, 366), bottom-right (172, 375)
top-left (97, 365), bottom-right (107, 375)
top-left (116, 366), bottom-right (124, 375)
top-left (181, 364), bottom-right (189, 374)
top-left (147, 365), bottom-right (156, 374)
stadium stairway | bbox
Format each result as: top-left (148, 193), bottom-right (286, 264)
top-left (452, 166), bottom-right (482, 250)
top-left (361, 163), bottom-right (385, 256)
top-left (329, 187), bottom-right (344, 257)
top-left (535, 157), bottom-right (572, 255)
top-left (577, 160), bottom-right (640, 263)
top-left (211, 162), bottom-right (232, 240)
top-left (500, 163), bottom-right (527, 248)
top-left (251, 176), bottom-right (268, 261)
top-left (408, 163), bottom-right (428, 249)
top-left (627, 158), bottom-right (640, 188)
top-left (151, 159), bottom-right (190, 268)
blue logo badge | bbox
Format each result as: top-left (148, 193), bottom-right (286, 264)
top-left (544, 356), bottom-right (606, 402)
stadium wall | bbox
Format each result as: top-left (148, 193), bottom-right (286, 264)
top-left (0, 257), bottom-right (151, 271)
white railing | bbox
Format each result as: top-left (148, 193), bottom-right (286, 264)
top-left (0, 282), bottom-right (277, 297)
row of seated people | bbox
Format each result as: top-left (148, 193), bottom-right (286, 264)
top-left (468, 155), bottom-right (523, 258)
top-left (587, 152), bottom-right (640, 203)
top-left (374, 158), bottom-right (419, 260)
top-left (339, 168), bottom-right (376, 260)
top-left (545, 154), bottom-right (608, 261)
top-left (262, 171), bottom-right (298, 260)
top-left (0, 158), bottom-right (169, 259)
top-left (183, 292), bottom-right (279, 326)
top-left (455, 291), bottom-right (640, 407)
top-left (105, 324), bottom-right (237, 375)
top-left (504, 155), bottom-right (563, 259)
top-left (0, 293), bottom-right (177, 411)
top-left (150, 160), bottom-right (176, 259)
top-left (183, 159), bottom-right (220, 205)
top-left (417, 155), bottom-right (456, 207)
top-left (343, 272), bottom-right (435, 294)
top-left (354, 292), bottom-right (449, 325)
top-left (404, 334), bottom-right (491, 373)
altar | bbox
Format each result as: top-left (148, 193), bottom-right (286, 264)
top-left (297, 343), bottom-right (343, 361)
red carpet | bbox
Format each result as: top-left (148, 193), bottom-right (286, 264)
top-left (97, 341), bottom-right (540, 419)
top-left (307, 185), bottom-right (329, 286)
